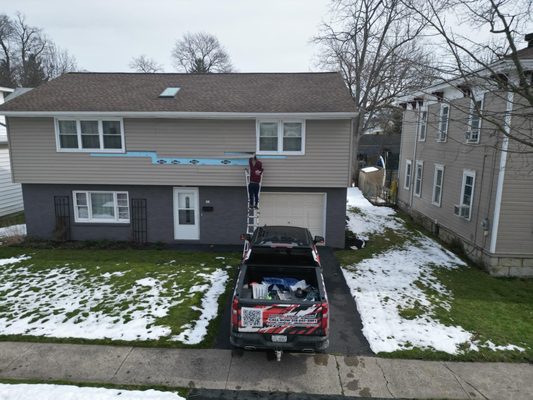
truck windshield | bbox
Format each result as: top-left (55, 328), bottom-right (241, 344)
top-left (247, 246), bottom-right (316, 266)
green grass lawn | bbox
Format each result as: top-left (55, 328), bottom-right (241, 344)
top-left (0, 245), bottom-right (239, 348)
top-left (338, 207), bottom-right (533, 362)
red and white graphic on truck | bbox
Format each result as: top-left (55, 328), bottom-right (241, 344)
top-left (238, 303), bottom-right (325, 335)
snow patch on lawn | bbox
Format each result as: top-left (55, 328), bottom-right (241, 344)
top-left (343, 187), bottom-right (526, 354)
top-left (172, 269), bottom-right (228, 344)
top-left (0, 383), bottom-right (184, 400)
top-left (346, 188), bottom-right (403, 239)
top-left (0, 224), bottom-right (26, 238)
top-left (0, 255), bottom-right (30, 266)
top-left (342, 237), bottom-right (475, 354)
top-left (0, 257), bottom-right (228, 343)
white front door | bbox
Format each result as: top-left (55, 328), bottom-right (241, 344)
top-left (173, 187), bottom-right (200, 240)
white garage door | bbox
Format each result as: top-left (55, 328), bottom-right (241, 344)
top-left (259, 192), bottom-right (326, 239)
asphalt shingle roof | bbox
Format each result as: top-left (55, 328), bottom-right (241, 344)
top-left (0, 72), bottom-right (355, 113)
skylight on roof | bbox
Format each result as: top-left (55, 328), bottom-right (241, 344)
top-left (159, 87), bottom-right (180, 98)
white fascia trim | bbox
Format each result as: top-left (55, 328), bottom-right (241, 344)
top-left (1, 111), bottom-right (358, 119)
top-left (0, 87), bottom-right (14, 93)
top-left (490, 90), bottom-right (514, 253)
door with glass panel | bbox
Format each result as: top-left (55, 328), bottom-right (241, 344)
top-left (173, 188), bottom-right (199, 240)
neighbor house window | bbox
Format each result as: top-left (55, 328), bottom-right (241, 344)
top-left (455, 170), bottom-right (476, 220)
top-left (414, 160), bottom-right (423, 197)
top-left (432, 164), bottom-right (444, 206)
top-left (73, 191), bottom-right (130, 223)
top-left (437, 104), bottom-right (449, 142)
top-left (257, 120), bottom-right (305, 154)
top-left (404, 159), bottom-right (412, 190)
top-left (418, 109), bottom-right (427, 141)
top-left (56, 118), bottom-right (125, 152)
top-left (466, 98), bottom-right (483, 143)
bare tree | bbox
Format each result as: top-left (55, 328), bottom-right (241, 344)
top-left (0, 14), bottom-right (16, 87)
top-left (171, 32), bottom-right (233, 73)
top-left (314, 0), bottom-right (435, 140)
top-left (129, 55), bottom-right (163, 73)
top-left (43, 42), bottom-right (78, 79)
top-left (402, 0), bottom-right (533, 152)
top-left (0, 12), bottom-right (78, 87)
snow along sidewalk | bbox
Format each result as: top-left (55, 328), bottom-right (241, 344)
top-left (0, 341), bottom-right (531, 399)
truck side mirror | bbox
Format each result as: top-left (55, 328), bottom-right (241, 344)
top-left (240, 233), bottom-right (252, 241)
top-left (313, 236), bottom-right (325, 244)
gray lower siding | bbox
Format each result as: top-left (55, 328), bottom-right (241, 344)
top-left (22, 184), bottom-right (346, 248)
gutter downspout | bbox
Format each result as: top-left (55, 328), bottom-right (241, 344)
top-left (490, 90), bottom-right (514, 253)
top-left (348, 117), bottom-right (355, 187)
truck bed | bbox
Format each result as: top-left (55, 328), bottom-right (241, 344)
top-left (232, 263), bottom-right (328, 345)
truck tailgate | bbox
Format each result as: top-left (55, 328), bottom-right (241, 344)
top-left (237, 301), bottom-right (327, 335)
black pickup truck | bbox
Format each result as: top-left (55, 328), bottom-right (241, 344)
top-left (230, 226), bottom-right (329, 359)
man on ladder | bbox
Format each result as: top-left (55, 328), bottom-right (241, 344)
top-left (248, 155), bottom-right (263, 210)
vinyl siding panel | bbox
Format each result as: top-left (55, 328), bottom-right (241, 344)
top-left (0, 146), bottom-right (23, 216)
top-left (8, 117), bottom-right (351, 188)
top-left (399, 93), bottom-right (505, 252)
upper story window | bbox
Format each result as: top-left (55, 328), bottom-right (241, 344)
top-left (56, 118), bottom-right (125, 152)
top-left (418, 109), bottom-right (427, 141)
top-left (73, 191), bottom-right (130, 223)
top-left (466, 98), bottom-right (483, 143)
top-left (414, 160), bottom-right (423, 197)
top-left (432, 164), bottom-right (444, 206)
top-left (455, 170), bottom-right (476, 220)
top-left (437, 104), bottom-right (449, 142)
top-left (257, 120), bottom-right (305, 155)
top-left (404, 159), bottom-right (412, 190)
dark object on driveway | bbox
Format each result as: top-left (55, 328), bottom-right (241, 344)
top-left (230, 226), bottom-right (329, 361)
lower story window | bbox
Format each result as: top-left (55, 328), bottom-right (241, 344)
top-left (73, 191), bottom-right (130, 223)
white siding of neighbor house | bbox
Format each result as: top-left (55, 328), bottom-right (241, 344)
top-left (0, 90), bottom-right (23, 217)
top-left (398, 92), bottom-right (506, 254)
top-left (7, 117), bottom-right (352, 188)
top-left (0, 145), bottom-right (23, 216)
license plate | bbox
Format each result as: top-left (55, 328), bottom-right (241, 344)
top-left (271, 335), bottom-right (287, 343)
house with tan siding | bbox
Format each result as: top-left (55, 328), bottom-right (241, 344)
top-left (0, 72), bottom-right (355, 247)
top-left (397, 42), bottom-right (533, 277)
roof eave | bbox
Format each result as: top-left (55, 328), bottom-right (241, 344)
top-left (1, 111), bottom-right (358, 119)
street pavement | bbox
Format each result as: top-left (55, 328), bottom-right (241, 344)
top-left (0, 341), bottom-right (531, 399)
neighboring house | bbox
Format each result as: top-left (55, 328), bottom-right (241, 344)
top-left (0, 72), bottom-right (356, 247)
top-left (397, 40), bottom-right (533, 277)
top-left (0, 87), bottom-right (24, 217)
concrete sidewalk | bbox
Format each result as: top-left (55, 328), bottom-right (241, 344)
top-left (0, 342), bottom-right (531, 399)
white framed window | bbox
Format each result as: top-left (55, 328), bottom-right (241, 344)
top-left (437, 104), bottom-right (449, 142)
top-left (73, 191), bottom-right (130, 223)
top-left (256, 120), bottom-right (305, 155)
top-left (414, 160), bottom-right (423, 197)
top-left (454, 170), bottom-right (476, 220)
top-left (466, 97), bottom-right (483, 143)
top-left (404, 159), bottom-right (412, 190)
top-left (55, 118), bottom-right (125, 152)
top-left (432, 164), bottom-right (444, 206)
top-left (418, 109), bottom-right (427, 141)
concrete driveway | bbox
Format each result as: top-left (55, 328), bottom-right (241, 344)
top-left (214, 247), bottom-right (372, 356)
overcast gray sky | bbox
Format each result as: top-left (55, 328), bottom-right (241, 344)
top-left (4, 0), bottom-right (332, 73)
